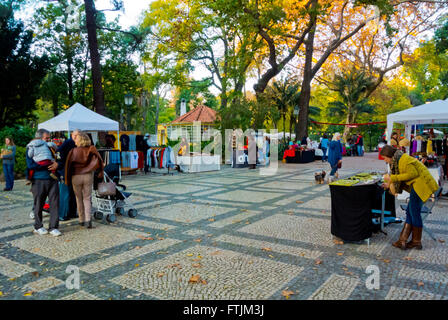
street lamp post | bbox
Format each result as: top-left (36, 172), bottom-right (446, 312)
top-left (124, 93), bottom-right (133, 131)
top-left (369, 119), bottom-right (372, 152)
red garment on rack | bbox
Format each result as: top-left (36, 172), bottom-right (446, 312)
top-left (137, 151), bottom-right (144, 169)
top-left (159, 148), bottom-right (165, 169)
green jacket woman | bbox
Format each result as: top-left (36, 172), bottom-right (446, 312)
top-left (381, 145), bottom-right (438, 250)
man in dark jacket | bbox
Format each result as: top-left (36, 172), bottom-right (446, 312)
top-left (27, 129), bottom-right (61, 236)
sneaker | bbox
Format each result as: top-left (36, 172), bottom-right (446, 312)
top-left (33, 227), bottom-right (48, 235)
top-left (29, 211), bottom-right (35, 219)
top-left (49, 229), bottom-right (62, 237)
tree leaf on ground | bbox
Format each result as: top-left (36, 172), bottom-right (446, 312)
top-left (296, 201), bottom-right (304, 204)
top-left (201, 280), bottom-right (207, 285)
top-left (186, 253), bottom-right (194, 257)
top-left (156, 272), bottom-right (165, 278)
top-left (210, 250), bottom-right (221, 255)
top-left (208, 218), bottom-right (215, 222)
top-left (262, 247), bottom-right (272, 252)
top-left (418, 281), bottom-right (424, 287)
top-left (188, 275), bottom-right (201, 283)
top-left (137, 235), bottom-right (154, 240)
top-left (193, 238), bottom-right (202, 242)
top-left (282, 290), bottom-right (294, 299)
top-left (192, 263), bottom-right (202, 268)
top-left (24, 291), bottom-right (33, 296)
top-left (337, 252), bottom-right (344, 256)
top-left (315, 259), bottom-right (323, 265)
top-left (438, 239), bottom-right (445, 243)
top-left (31, 272), bottom-right (39, 277)
top-left (383, 259), bottom-right (391, 263)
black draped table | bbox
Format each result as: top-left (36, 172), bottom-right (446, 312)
top-left (232, 149), bottom-right (249, 168)
top-left (285, 149), bottom-right (315, 163)
top-left (330, 182), bottom-right (396, 241)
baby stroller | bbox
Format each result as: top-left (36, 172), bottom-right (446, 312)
top-left (92, 164), bottom-right (138, 223)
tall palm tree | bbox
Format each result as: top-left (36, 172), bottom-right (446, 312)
top-left (329, 69), bottom-right (375, 141)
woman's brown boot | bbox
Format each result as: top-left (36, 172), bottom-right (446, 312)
top-left (392, 223), bottom-right (412, 250)
top-left (406, 227), bottom-right (423, 250)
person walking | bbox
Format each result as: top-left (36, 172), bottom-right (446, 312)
top-left (328, 133), bottom-right (343, 182)
top-left (356, 134), bottom-right (364, 156)
top-left (65, 132), bottom-right (104, 228)
top-left (381, 145), bottom-right (438, 250)
top-left (1, 137), bottom-right (16, 191)
top-left (26, 129), bottom-right (61, 236)
top-left (320, 134), bottom-right (329, 162)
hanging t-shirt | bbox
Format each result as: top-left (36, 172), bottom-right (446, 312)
top-left (120, 134), bottom-right (130, 151)
top-left (130, 151), bottom-right (139, 169)
top-left (129, 135), bottom-right (137, 151)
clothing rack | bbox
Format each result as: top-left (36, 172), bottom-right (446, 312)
top-left (145, 146), bottom-right (175, 175)
top-left (98, 148), bottom-right (122, 180)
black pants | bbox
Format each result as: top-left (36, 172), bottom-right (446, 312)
top-left (32, 179), bottom-right (59, 231)
top-left (67, 184), bottom-right (77, 218)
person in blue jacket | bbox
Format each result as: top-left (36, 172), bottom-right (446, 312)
top-left (328, 132), bottom-right (343, 182)
top-left (320, 134), bottom-right (329, 162)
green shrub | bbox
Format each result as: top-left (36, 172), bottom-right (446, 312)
top-left (0, 126), bottom-right (35, 147)
top-left (14, 146), bottom-right (27, 178)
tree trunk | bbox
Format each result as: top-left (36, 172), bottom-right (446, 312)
top-left (52, 96), bottom-right (59, 116)
top-left (342, 112), bottom-right (352, 142)
top-left (296, 20), bottom-right (316, 141)
top-left (80, 46), bottom-right (89, 106)
top-left (154, 88), bottom-right (160, 136)
top-left (282, 111), bottom-right (286, 140)
top-left (84, 0), bottom-right (105, 115)
top-left (67, 52), bottom-right (74, 105)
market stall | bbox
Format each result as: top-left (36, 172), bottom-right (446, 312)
top-left (329, 173), bottom-right (398, 242)
top-left (386, 99), bottom-right (448, 197)
top-left (284, 149), bottom-right (315, 163)
top-left (38, 102), bottom-right (121, 176)
top-left (386, 99), bottom-right (448, 150)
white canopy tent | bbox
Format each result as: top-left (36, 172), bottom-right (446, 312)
top-left (386, 99), bottom-right (448, 145)
top-left (38, 102), bottom-right (121, 178)
top-left (38, 103), bottom-right (119, 133)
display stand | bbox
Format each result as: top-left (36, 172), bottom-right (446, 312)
top-left (231, 149), bottom-right (249, 168)
top-left (177, 155), bottom-right (221, 173)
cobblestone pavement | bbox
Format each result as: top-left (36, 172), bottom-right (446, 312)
top-left (1, 153), bottom-right (447, 300)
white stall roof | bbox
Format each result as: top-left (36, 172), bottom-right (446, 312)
top-left (38, 103), bottom-right (119, 132)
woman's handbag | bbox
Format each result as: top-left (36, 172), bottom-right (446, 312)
top-left (337, 160), bottom-right (342, 168)
top-left (97, 179), bottom-right (116, 196)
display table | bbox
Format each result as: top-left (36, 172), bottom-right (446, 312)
top-left (177, 155), bottom-right (221, 173)
top-left (330, 180), bottom-right (396, 241)
top-left (232, 149), bottom-right (249, 168)
top-left (285, 149), bottom-right (315, 163)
